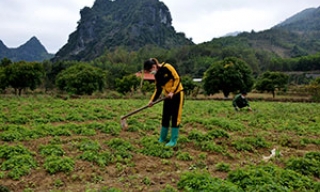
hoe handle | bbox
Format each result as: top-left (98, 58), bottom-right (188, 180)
top-left (121, 97), bottom-right (166, 120)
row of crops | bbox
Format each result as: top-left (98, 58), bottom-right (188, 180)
top-left (0, 96), bottom-right (319, 191)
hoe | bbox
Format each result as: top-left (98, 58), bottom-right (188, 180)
top-left (120, 98), bottom-right (166, 129)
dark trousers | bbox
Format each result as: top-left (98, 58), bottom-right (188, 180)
top-left (162, 91), bottom-right (184, 127)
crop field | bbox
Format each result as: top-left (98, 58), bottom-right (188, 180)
top-left (0, 96), bottom-right (319, 192)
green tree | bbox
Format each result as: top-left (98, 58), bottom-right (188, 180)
top-left (305, 77), bottom-right (320, 102)
top-left (181, 75), bottom-right (197, 96)
top-left (0, 58), bottom-right (12, 91)
top-left (45, 60), bottom-right (78, 92)
top-left (191, 56), bottom-right (218, 78)
top-left (203, 57), bottom-right (254, 98)
top-left (255, 71), bottom-right (289, 98)
top-left (0, 67), bottom-right (8, 92)
top-left (0, 58), bottom-right (12, 67)
top-left (141, 80), bottom-right (154, 95)
top-left (4, 61), bottom-right (44, 95)
top-left (56, 63), bottom-right (106, 95)
top-left (115, 74), bottom-right (140, 95)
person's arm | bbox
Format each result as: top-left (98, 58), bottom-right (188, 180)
top-left (149, 82), bottom-right (163, 106)
top-left (165, 64), bottom-right (180, 95)
top-left (151, 84), bottom-right (162, 101)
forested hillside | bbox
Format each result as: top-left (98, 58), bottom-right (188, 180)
top-left (0, 37), bottom-right (53, 62)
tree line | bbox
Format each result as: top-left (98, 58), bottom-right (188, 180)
top-left (1, 46), bottom-right (320, 100)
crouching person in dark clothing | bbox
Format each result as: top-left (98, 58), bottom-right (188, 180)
top-left (232, 91), bottom-right (252, 111)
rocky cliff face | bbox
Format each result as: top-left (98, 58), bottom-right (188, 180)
top-left (53, 0), bottom-right (193, 61)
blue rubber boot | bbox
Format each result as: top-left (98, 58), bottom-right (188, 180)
top-left (165, 127), bottom-right (179, 147)
top-left (159, 126), bottom-right (168, 143)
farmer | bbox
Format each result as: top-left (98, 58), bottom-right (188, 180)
top-left (144, 58), bottom-right (184, 147)
top-left (232, 90), bottom-right (252, 111)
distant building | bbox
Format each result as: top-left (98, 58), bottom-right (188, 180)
top-left (135, 73), bottom-right (202, 83)
top-left (193, 78), bottom-right (202, 83)
top-left (306, 73), bottom-right (320, 78)
top-left (135, 71), bottom-right (155, 82)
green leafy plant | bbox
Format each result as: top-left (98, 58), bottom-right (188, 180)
top-left (0, 172), bottom-right (5, 179)
top-left (76, 139), bottom-right (101, 152)
top-left (0, 185), bottom-right (10, 192)
top-left (286, 151), bottom-right (320, 178)
top-left (54, 179), bottom-right (64, 187)
top-left (178, 171), bottom-right (243, 192)
top-left (140, 136), bottom-right (174, 158)
top-left (142, 176), bottom-right (152, 186)
top-left (207, 129), bottom-right (230, 138)
top-left (176, 151), bottom-right (193, 161)
top-left (0, 144), bottom-right (34, 158)
top-left (195, 140), bottom-right (224, 153)
top-left (100, 122), bottom-right (121, 136)
top-left (160, 184), bottom-right (178, 192)
top-left (1, 155), bottom-right (37, 180)
top-left (215, 162), bottom-right (231, 172)
top-left (43, 156), bottom-right (75, 174)
top-left (227, 164), bottom-right (316, 191)
top-left (39, 144), bottom-right (65, 156)
top-left (207, 117), bottom-right (245, 131)
top-left (79, 151), bottom-right (113, 166)
top-left (232, 136), bottom-right (269, 152)
top-left (106, 138), bottom-right (133, 151)
top-left (46, 125), bottom-right (72, 137)
top-left (97, 187), bottom-right (123, 192)
top-left (0, 125), bottom-right (37, 141)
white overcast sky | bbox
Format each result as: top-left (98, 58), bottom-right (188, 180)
top-left (0, 0), bottom-right (319, 54)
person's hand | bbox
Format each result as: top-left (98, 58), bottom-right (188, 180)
top-left (148, 101), bottom-right (154, 107)
top-left (167, 92), bottom-right (174, 99)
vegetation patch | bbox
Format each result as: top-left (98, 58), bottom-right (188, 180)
top-left (0, 98), bottom-right (319, 191)
top-left (140, 136), bottom-right (174, 158)
top-left (43, 156), bottom-right (75, 174)
top-left (286, 151), bottom-right (320, 178)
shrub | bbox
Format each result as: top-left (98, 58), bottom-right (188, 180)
top-left (305, 77), bottom-right (320, 102)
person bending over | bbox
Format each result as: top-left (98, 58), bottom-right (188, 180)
top-left (144, 58), bottom-right (184, 147)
